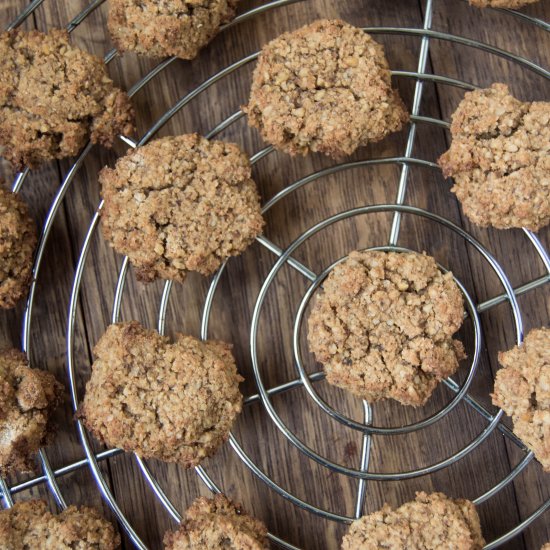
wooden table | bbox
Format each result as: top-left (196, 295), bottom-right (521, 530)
top-left (1, 1), bottom-right (549, 548)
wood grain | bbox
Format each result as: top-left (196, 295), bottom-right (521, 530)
top-left (0, 1), bottom-right (549, 549)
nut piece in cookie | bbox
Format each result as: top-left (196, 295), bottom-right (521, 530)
top-left (492, 327), bottom-right (550, 471)
top-left (163, 494), bottom-right (269, 549)
top-left (0, 29), bottom-right (135, 170)
top-left (307, 251), bottom-right (465, 407)
top-left (0, 499), bottom-right (120, 549)
top-left (108, 0), bottom-right (238, 60)
top-left (0, 349), bottom-right (63, 476)
top-left (244, 19), bottom-right (409, 158)
top-left (0, 185), bottom-right (37, 309)
top-left (341, 492), bottom-right (485, 550)
top-left (80, 322), bottom-right (243, 467)
top-left (100, 134), bottom-right (264, 283)
top-left (469, 0), bottom-right (539, 7)
top-left (438, 83), bottom-right (549, 231)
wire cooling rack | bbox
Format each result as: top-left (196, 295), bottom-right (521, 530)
top-left (1, 0), bottom-right (549, 548)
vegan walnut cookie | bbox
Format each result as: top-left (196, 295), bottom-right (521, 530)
top-left (469, 0), bottom-right (539, 7)
top-left (0, 349), bottom-right (63, 476)
top-left (492, 327), bottom-right (550, 471)
top-left (100, 134), bottom-right (264, 283)
top-left (0, 499), bottom-right (120, 549)
top-left (0, 185), bottom-right (37, 309)
top-left (244, 19), bottom-right (409, 158)
top-left (341, 492), bottom-right (485, 550)
top-left (307, 251), bottom-right (465, 407)
top-left (108, 0), bottom-right (238, 60)
top-left (0, 28), bottom-right (135, 169)
top-left (80, 322), bottom-right (243, 467)
top-left (164, 494), bottom-right (269, 549)
top-left (439, 83), bottom-right (549, 231)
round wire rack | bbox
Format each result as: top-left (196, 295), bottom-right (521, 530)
top-left (1, 0), bottom-right (549, 548)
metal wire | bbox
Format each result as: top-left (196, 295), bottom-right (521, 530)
top-left (1, 0), bottom-right (549, 549)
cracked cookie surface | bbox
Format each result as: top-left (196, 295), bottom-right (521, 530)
top-left (164, 494), bottom-right (269, 549)
top-left (0, 185), bottom-right (37, 309)
top-left (439, 83), bottom-right (549, 231)
top-left (244, 19), bottom-right (409, 158)
top-left (100, 134), bottom-right (264, 283)
top-left (108, 0), bottom-right (238, 60)
top-left (469, 0), bottom-right (539, 7)
top-left (341, 492), bottom-right (485, 550)
top-left (0, 499), bottom-right (120, 549)
top-left (492, 327), bottom-right (550, 471)
top-left (80, 322), bottom-right (243, 467)
top-left (307, 251), bottom-right (465, 407)
top-left (0, 29), bottom-right (135, 170)
top-left (0, 349), bottom-right (63, 476)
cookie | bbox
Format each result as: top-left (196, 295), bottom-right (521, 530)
top-left (100, 134), bottom-right (264, 283)
top-left (244, 19), bottom-right (409, 158)
top-left (438, 83), bottom-right (550, 231)
top-left (0, 29), bottom-right (135, 170)
top-left (0, 499), bottom-right (120, 549)
top-left (307, 250), bottom-right (465, 407)
top-left (80, 322), bottom-right (243, 466)
top-left (0, 349), bottom-right (63, 476)
top-left (341, 492), bottom-right (485, 550)
top-left (469, 0), bottom-right (539, 7)
top-left (492, 327), bottom-right (550, 471)
top-left (108, 0), bottom-right (238, 60)
top-left (163, 494), bottom-right (269, 549)
top-left (0, 185), bottom-right (37, 309)
top-left (542, 544), bottom-right (550, 550)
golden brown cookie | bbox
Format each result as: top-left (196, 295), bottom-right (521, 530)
top-left (0, 349), bottom-right (63, 477)
top-left (108, 0), bottom-right (238, 60)
top-left (80, 322), bottom-right (243, 467)
top-left (492, 327), bottom-right (550, 472)
top-left (244, 19), bottom-right (409, 158)
top-left (0, 499), bottom-right (120, 549)
top-left (100, 134), bottom-right (264, 283)
top-left (439, 83), bottom-right (550, 231)
top-left (542, 543), bottom-right (550, 550)
top-left (164, 494), bottom-right (269, 549)
top-left (341, 492), bottom-right (485, 550)
top-left (0, 29), bottom-right (135, 170)
top-left (0, 185), bottom-right (37, 309)
top-left (307, 251), bottom-right (465, 407)
top-left (469, 0), bottom-right (539, 7)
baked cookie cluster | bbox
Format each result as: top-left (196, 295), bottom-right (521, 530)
top-left (245, 19), bottom-right (409, 158)
top-left (0, 500), bottom-right (120, 549)
top-left (100, 134), bottom-right (264, 283)
top-left (307, 250), bottom-right (465, 406)
top-left (79, 321), bottom-right (243, 467)
top-left (439, 83), bottom-right (550, 231)
top-left (0, 29), bottom-right (135, 170)
top-left (492, 327), bottom-right (550, 472)
top-left (0, 185), bottom-right (36, 309)
top-left (108, 0), bottom-right (238, 59)
top-left (0, 349), bottom-right (63, 476)
top-left (164, 494), bottom-right (269, 549)
top-left (342, 492), bottom-right (485, 550)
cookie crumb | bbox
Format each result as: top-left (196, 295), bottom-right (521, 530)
top-left (439, 83), bottom-right (549, 231)
top-left (0, 29), bottom-right (135, 169)
top-left (307, 250), bottom-right (465, 407)
top-left (164, 494), bottom-right (269, 549)
top-left (0, 500), bottom-right (120, 549)
top-left (80, 322), bottom-right (243, 467)
top-left (0, 349), bottom-right (63, 476)
top-left (245, 19), bottom-right (408, 158)
top-left (342, 492), bottom-right (485, 550)
top-left (492, 327), bottom-right (550, 472)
